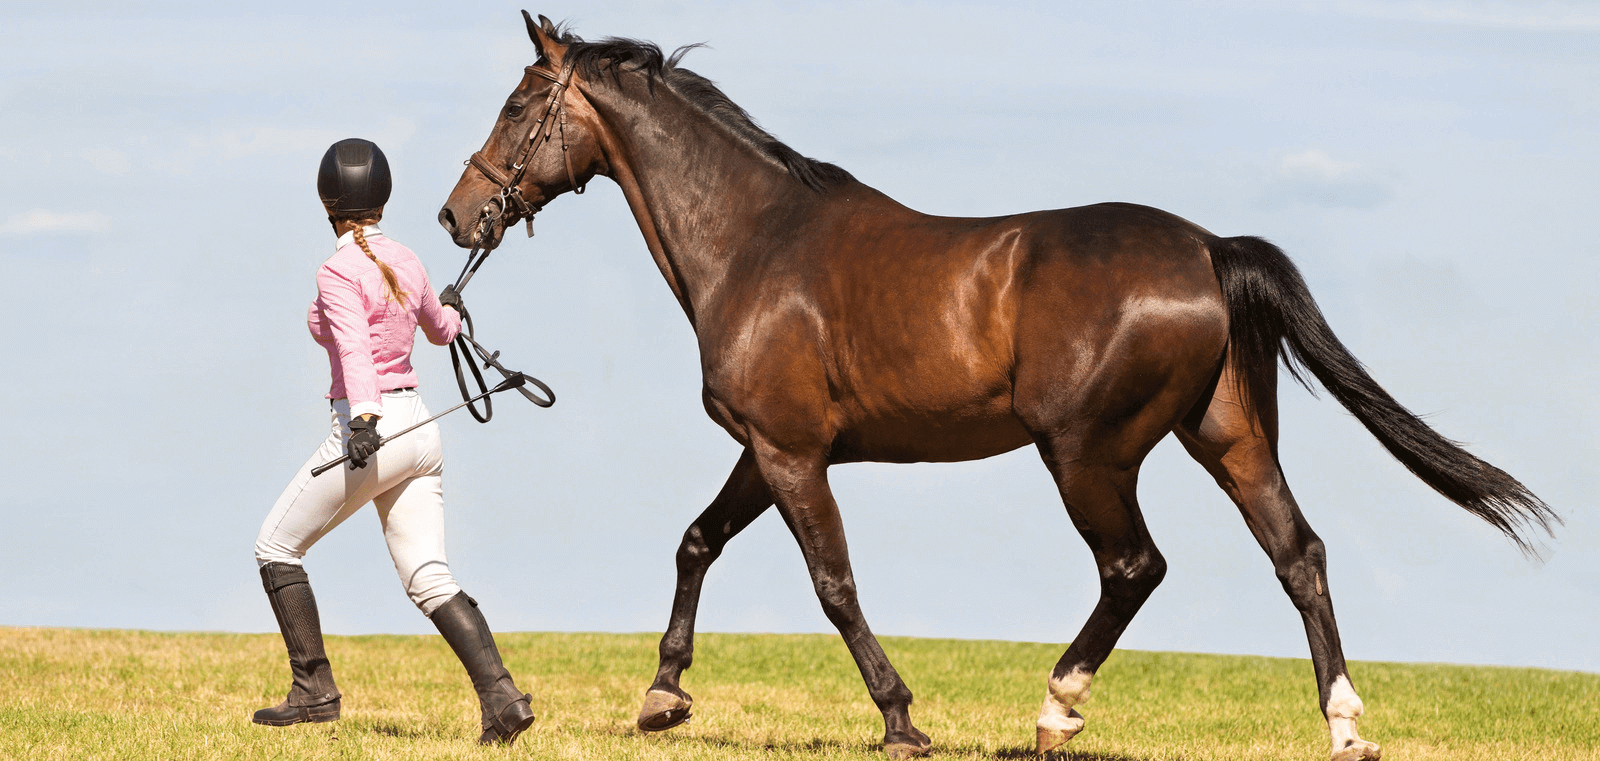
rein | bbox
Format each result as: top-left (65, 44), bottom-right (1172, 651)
top-left (443, 63), bottom-right (584, 421)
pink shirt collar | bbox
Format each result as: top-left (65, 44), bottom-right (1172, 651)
top-left (335, 225), bottom-right (384, 250)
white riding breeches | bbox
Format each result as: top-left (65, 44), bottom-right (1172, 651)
top-left (255, 389), bottom-right (462, 616)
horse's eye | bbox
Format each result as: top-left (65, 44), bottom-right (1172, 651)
top-left (506, 104), bottom-right (525, 118)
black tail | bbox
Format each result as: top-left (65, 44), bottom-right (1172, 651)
top-left (1207, 235), bottom-right (1557, 554)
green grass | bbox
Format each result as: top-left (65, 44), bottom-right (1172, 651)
top-left (2, 627), bottom-right (1595, 760)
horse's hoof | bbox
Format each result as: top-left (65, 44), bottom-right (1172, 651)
top-left (1332, 740), bottom-right (1382, 761)
top-left (884, 740), bottom-right (932, 759)
top-left (1036, 709), bottom-right (1085, 754)
top-left (1036, 727), bottom-right (1074, 755)
top-left (1036, 706), bottom-right (1088, 754)
top-left (637, 688), bottom-right (693, 732)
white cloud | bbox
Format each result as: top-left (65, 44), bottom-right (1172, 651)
top-left (1279, 149), bottom-right (1356, 180)
top-left (1261, 148), bottom-right (1395, 210)
top-left (0, 209), bottom-right (112, 235)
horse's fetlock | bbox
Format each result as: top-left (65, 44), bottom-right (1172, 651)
top-left (873, 681), bottom-right (915, 712)
top-left (657, 635), bottom-right (693, 667)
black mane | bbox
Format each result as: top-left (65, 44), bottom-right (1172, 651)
top-left (544, 26), bottom-right (854, 193)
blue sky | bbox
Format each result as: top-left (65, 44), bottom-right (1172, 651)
top-left (3, 1), bottom-right (1597, 673)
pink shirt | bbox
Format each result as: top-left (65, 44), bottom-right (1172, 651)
top-left (307, 226), bottom-right (461, 418)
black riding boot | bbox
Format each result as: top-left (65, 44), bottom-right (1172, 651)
top-left (252, 562), bottom-right (341, 726)
top-left (430, 592), bottom-right (535, 744)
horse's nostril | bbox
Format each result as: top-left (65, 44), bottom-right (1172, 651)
top-left (439, 207), bottom-right (457, 234)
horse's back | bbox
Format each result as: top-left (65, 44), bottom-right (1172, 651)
top-left (1004, 201), bottom-right (1217, 276)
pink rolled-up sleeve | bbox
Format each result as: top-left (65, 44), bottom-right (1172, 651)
top-left (316, 264), bottom-right (383, 418)
top-left (416, 274), bottom-right (462, 346)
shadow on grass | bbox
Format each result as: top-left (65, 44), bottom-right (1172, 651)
top-left (986, 744), bottom-right (1173, 761)
top-left (367, 721), bottom-right (431, 739)
top-left (649, 732), bottom-right (1174, 760)
top-left (667, 735), bottom-right (879, 755)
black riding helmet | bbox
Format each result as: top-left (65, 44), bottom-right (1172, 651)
top-left (318, 138), bottom-right (391, 216)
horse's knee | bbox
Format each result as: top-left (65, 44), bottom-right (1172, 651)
top-left (812, 574), bottom-right (861, 621)
top-left (1273, 538), bottom-right (1329, 605)
top-left (676, 524), bottom-right (720, 571)
top-left (1101, 546), bottom-right (1166, 602)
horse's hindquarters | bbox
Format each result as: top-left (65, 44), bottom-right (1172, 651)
top-left (1007, 206), bottom-right (1229, 462)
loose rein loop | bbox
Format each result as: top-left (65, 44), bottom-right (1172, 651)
top-left (443, 208), bottom-right (556, 423)
top-left (449, 304), bottom-right (495, 423)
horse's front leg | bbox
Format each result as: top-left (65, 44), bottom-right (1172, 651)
top-left (752, 438), bottom-right (931, 759)
top-left (638, 447), bottom-right (773, 731)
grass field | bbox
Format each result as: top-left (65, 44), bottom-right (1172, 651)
top-left (2, 627), bottom-right (1595, 760)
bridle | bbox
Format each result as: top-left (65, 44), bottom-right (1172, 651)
top-left (441, 62), bottom-right (589, 422)
top-left (465, 62), bottom-right (586, 239)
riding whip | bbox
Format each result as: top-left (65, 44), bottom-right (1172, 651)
top-left (310, 373), bottom-right (539, 477)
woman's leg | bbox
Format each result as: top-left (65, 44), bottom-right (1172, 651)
top-left (255, 408), bottom-right (399, 568)
top-left (251, 405), bottom-right (406, 725)
top-left (429, 592), bottom-right (537, 744)
top-left (369, 409), bottom-right (533, 745)
top-left (371, 471), bottom-right (461, 615)
top-left (252, 562), bottom-right (341, 725)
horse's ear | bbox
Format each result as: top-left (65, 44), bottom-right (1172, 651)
top-left (522, 10), bottom-right (564, 62)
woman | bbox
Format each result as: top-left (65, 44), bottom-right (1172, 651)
top-left (251, 138), bottom-right (535, 745)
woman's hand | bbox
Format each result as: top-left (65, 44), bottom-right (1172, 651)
top-left (347, 414), bottom-right (382, 469)
top-left (439, 285), bottom-right (464, 313)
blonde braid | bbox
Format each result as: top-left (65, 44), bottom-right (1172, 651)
top-left (351, 224), bottom-right (408, 305)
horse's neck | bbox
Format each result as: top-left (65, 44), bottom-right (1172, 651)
top-left (588, 78), bottom-right (823, 326)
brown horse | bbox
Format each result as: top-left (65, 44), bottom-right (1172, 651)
top-left (440, 13), bottom-right (1555, 761)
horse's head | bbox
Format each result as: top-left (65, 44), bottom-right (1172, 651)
top-left (439, 11), bottom-right (605, 250)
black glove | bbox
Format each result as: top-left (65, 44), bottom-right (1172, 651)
top-left (439, 285), bottom-right (463, 313)
top-left (347, 415), bottom-right (382, 469)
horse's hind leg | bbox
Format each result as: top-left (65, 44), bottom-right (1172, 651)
top-left (638, 448), bottom-right (774, 731)
top-left (1030, 434), bottom-right (1168, 754)
top-left (1174, 367), bottom-right (1382, 761)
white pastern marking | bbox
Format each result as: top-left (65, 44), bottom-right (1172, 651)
top-left (1036, 668), bottom-right (1093, 732)
top-left (1325, 674), bottom-right (1367, 752)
